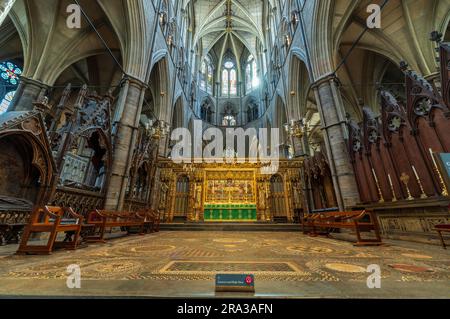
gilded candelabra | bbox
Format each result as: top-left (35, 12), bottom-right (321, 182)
top-left (429, 148), bottom-right (449, 197)
top-left (411, 165), bottom-right (427, 199)
top-left (387, 174), bottom-right (397, 202)
top-left (371, 168), bottom-right (384, 203)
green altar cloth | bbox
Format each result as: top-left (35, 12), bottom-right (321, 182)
top-left (203, 203), bottom-right (257, 222)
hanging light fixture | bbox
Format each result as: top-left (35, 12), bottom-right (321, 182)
top-left (145, 119), bottom-right (170, 140)
top-left (284, 119), bottom-right (305, 139)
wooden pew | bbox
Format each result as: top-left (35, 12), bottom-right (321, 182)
top-left (301, 213), bottom-right (321, 234)
top-left (150, 209), bottom-right (161, 232)
top-left (309, 210), bottom-right (383, 246)
top-left (136, 209), bottom-right (160, 233)
top-left (435, 224), bottom-right (450, 249)
top-left (83, 210), bottom-right (145, 243)
top-left (16, 206), bottom-right (83, 255)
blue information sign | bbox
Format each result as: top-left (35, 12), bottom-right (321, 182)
top-left (439, 153), bottom-right (450, 179)
top-left (215, 274), bottom-right (255, 292)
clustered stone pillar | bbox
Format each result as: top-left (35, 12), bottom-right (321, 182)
top-left (312, 74), bottom-right (360, 209)
top-left (0, 0), bottom-right (15, 26)
top-left (105, 77), bottom-right (147, 211)
top-left (8, 77), bottom-right (49, 112)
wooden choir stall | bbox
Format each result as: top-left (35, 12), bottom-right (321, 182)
top-left (347, 43), bottom-right (450, 242)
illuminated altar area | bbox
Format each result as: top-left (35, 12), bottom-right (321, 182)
top-left (155, 159), bottom-right (304, 223)
top-left (203, 169), bottom-right (257, 221)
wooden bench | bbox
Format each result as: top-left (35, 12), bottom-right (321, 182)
top-left (307, 210), bottom-right (383, 246)
top-left (136, 209), bottom-right (160, 233)
top-left (16, 206), bottom-right (83, 255)
top-left (301, 213), bottom-right (321, 234)
top-left (83, 210), bottom-right (145, 243)
top-left (435, 224), bottom-right (450, 249)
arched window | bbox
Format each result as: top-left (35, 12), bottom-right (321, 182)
top-left (245, 64), bottom-right (252, 92)
top-left (200, 57), bottom-right (214, 94)
top-left (0, 91), bottom-right (15, 114)
top-left (207, 64), bottom-right (213, 94)
top-left (0, 61), bottom-right (22, 114)
top-left (222, 69), bottom-right (229, 95)
top-left (222, 58), bottom-right (237, 96)
top-left (229, 69), bottom-right (237, 95)
top-left (245, 55), bottom-right (259, 93)
top-left (200, 61), bottom-right (207, 90)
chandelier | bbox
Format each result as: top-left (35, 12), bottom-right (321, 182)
top-left (145, 119), bottom-right (170, 140)
top-left (284, 119), bottom-right (305, 139)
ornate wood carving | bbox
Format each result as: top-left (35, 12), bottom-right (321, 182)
top-left (303, 151), bottom-right (337, 210)
top-left (439, 43), bottom-right (450, 109)
top-left (49, 86), bottom-right (114, 199)
top-left (348, 59), bottom-right (450, 205)
top-left (0, 111), bottom-right (57, 206)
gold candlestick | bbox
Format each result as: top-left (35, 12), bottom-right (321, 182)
top-left (372, 168), bottom-right (384, 203)
top-left (411, 165), bottom-right (428, 199)
top-left (400, 173), bottom-right (414, 200)
top-left (429, 148), bottom-right (449, 197)
top-left (387, 174), bottom-right (397, 202)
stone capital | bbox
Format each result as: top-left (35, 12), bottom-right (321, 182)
top-left (19, 76), bottom-right (50, 90)
top-left (311, 73), bottom-right (341, 90)
top-left (122, 75), bottom-right (148, 91)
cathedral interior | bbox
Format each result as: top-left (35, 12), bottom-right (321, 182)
top-left (0, 0), bottom-right (449, 299)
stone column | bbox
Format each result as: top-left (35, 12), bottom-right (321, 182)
top-left (8, 77), bottom-right (49, 112)
top-left (312, 74), bottom-right (359, 209)
top-left (105, 77), bottom-right (147, 210)
top-left (0, 0), bottom-right (15, 26)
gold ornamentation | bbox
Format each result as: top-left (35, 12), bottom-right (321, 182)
top-left (429, 148), bottom-right (449, 197)
top-left (372, 168), bottom-right (384, 203)
top-left (387, 174), bottom-right (397, 202)
top-left (400, 173), bottom-right (414, 200)
top-left (411, 165), bottom-right (427, 199)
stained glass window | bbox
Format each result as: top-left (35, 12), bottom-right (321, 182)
top-left (246, 64), bottom-right (252, 92)
top-left (229, 69), bottom-right (237, 95)
top-left (200, 57), bottom-right (214, 94)
top-left (207, 64), bottom-right (213, 94)
top-left (0, 61), bottom-right (22, 115)
top-left (0, 62), bottom-right (21, 86)
top-left (0, 91), bottom-right (15, 114)
top-left (252, 60), bottom-right (259, 87)
top-left (245, 56), bottom-right (259, 93)
top-left (224, 61), bottom-right (234, 69)
top-left (222, 70), bottom-right (229, 95)
top-left (200, 61), bottom-right (206, 90)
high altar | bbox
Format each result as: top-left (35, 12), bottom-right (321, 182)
top-left (155, 159), bottom-right (304, 223)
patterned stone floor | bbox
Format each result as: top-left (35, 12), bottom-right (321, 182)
top-left (0, 231), bottom-right (449, 298)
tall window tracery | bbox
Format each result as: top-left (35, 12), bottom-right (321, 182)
top-left (245, 55), bottom-right (259, 93)
top-left (222, 58), bottom-right (237, 96)
top-left (200, 56), bottom-right (213, 94)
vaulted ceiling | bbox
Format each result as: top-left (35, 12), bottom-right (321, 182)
top-left (187, 0), bottom-right (265, 61)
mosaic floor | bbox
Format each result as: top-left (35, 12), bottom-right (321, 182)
top-left (0, 231), bottom-right (449, 298)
